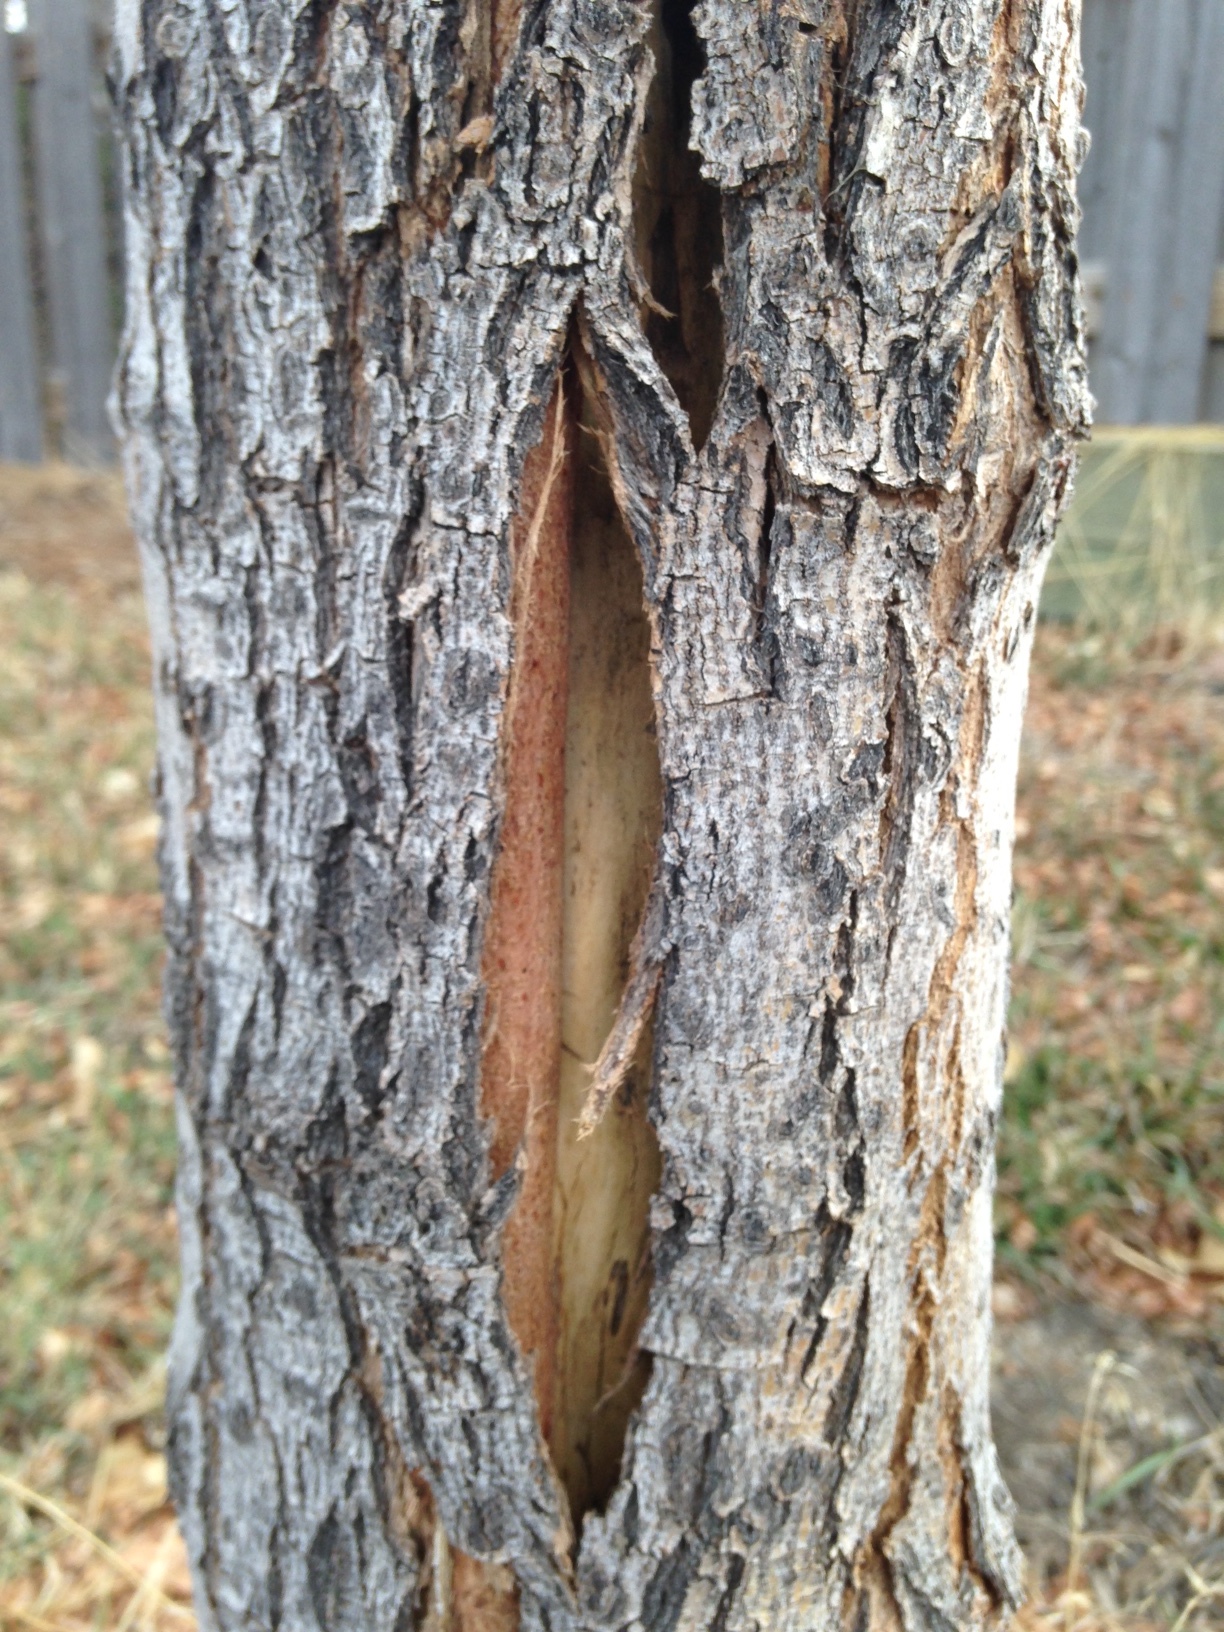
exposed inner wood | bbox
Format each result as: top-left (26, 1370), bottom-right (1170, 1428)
top-left (449, 1548), bottom-right (520, 1632)
top-left (552, 399), bottom-right (663, 1524)
top-left (479, 360), bottom-right (664, 1572)
top-left (633, 0), bottom-right (725, 448)
top-left (479, 376), bottom-right (575, 1441)
top-left (415, 1512), bottom-right (521, 1632)
top-left (490, 0), bottom-right (523, 89)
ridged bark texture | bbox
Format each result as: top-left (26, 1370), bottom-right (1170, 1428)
top-left (112, 0), bottom-right (1090, 1626)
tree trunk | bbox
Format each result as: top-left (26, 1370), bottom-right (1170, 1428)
top-left (112, 0), bottom-right (1090, 1624)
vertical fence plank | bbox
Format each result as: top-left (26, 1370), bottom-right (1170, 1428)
top-left (1077, 0), bottom-right (1133, 263)
top-left (1096, 0), bottom-right (1224, 424)
top-left (1096, 0), bottom-right (1193, 422)
top-left (0, 29), bottom-right (43, 463)
top-left (1148, 0), bottom-right (1224, 421)
top-left (30, 0), bottom-right (113, 461)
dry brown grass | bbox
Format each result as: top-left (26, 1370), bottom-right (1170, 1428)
top-left (1000, 624), bottom-right (1224, 1312)
top-left (1004, 1333), bottom-right (1224, 1631)
top-left (0, 465), bottom-right (191, 1630)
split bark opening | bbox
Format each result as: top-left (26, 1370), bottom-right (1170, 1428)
top-left (478, 370), bottom-right (576, 1457)
top-left (633, 0), bottom-right (725, 450)
top-left (481, 0), bottom-right (727, 1543)
top-left (480, 345), bottom-right (664, 1534)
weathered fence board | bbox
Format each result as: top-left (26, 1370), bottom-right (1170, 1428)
top-left (1095, 0), bottom-right (1224, 424)
top-left (1095, 0), bottom-right (1192, 422)
top-left (29, 0), bottom-right (112, 461)
top-left (0, 30), bottom-right (42, 463)
top-left (1079, 0), bottom-right (1133, 266)
top-left (1148, 0), bottom-right (1224, 421)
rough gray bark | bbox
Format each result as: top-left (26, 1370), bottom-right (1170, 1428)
top-left (112, 0), bottom-right (1090, 1626)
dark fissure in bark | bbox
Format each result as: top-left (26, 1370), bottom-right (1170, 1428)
top-left (752, 433), bottom-right (780, 695)
top-left (820, 1), bottom-right (912, 253)
top-left (634, 0), bottom-right (725, 448)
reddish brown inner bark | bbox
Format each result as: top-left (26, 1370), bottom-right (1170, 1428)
top-left (479, 375), bottom-right (576, 1441)
top-left (450, 1550), bottom-right (521, 1632)
top-left (460, 377), bottom-right (577, 1629)
top-left (468, 349), bottom-right (665, 1629)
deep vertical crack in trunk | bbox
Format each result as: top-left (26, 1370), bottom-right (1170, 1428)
top-left (471, 374), bottom-right (576, 1630)
top-left (552, 381), bottom-right (664, 1528)
top-left (633, 0), bottom-right (725, 449)
top-left (479, 348), bottom-right (664, 1607)
top-left (480, 373), bottom-right (575, 1446)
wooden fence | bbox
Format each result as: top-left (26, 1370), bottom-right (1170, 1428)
top-left (1, 0), bottom-right (1223, 464)
top-left (1, 0), bottom-right (115, 464)
top-left (1080, 0), bottom-right (1224, 423)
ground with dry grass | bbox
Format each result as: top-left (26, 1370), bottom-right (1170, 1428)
top-left (994, 619), bottom-right (1224, 1630)
top-left (0, 467), bottom-right (187, 1628)
top-left (1001, 627), bottom-right (1224, 1307)
top-left (0, 463), bottom-right (1222, 1629)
